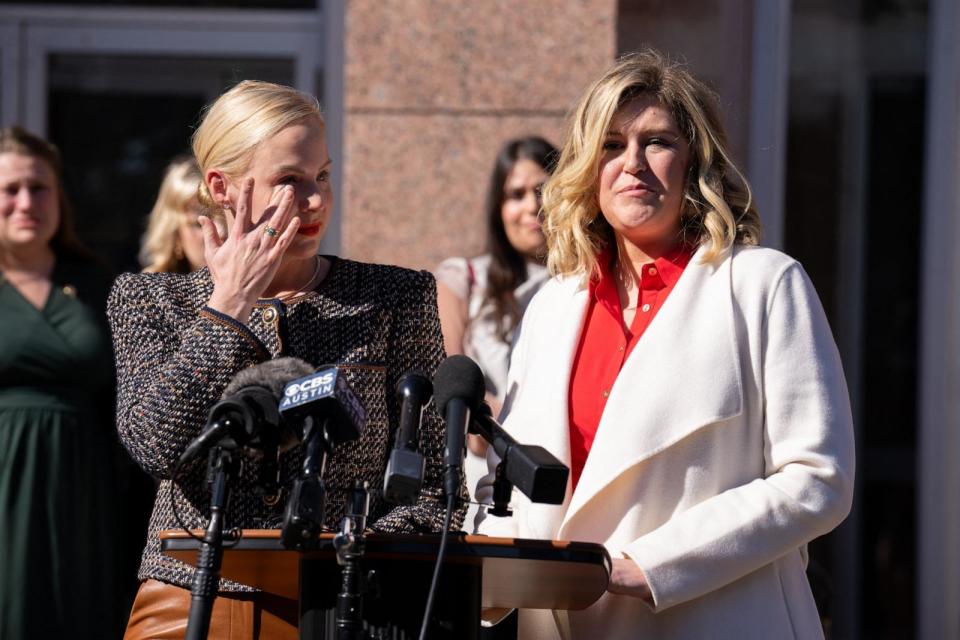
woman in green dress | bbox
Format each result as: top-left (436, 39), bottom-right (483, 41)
top-left (0, 126), bottom-right (123, 638)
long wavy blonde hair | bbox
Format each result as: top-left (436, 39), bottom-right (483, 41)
top-left (542, 49), bottom-right (761, 280)
top-left (139, 155), bottom-right (201, 273)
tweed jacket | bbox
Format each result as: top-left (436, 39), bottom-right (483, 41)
top-left (477, 245), bottom-right (855, 639)
top-left (108, 257), bottom-right (464, 591)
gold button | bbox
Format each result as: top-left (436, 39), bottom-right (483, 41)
top-left (263, 493), bottom-right (282, 506)
top-left (641, 303), bottom-right (651, 312)
top-left (648, 267), bottom-right (657, 276)
top-left (601, 389), bottom-right (610, 398)
top-left (618, 345), bottom-right (625, 352)
top-left (263, 307), bottom-right (278, 323)
top-left (62, 284), bottom-right (77, 298)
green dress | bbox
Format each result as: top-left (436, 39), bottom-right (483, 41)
top-left (0, 259), bottom-right (122, 639)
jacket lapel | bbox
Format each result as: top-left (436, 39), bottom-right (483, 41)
top-left (559, 247), bottom-right (744, 535)
top-left (500, 278), bottom-right (588, 539)
top-left (520, 278), bottom-right (589, 457)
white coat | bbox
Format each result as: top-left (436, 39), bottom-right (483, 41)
top-left (476, 245), bottom-right (855, 639)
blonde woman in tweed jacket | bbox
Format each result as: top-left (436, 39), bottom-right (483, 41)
top-left (108, 81), bottom-right (463, 640)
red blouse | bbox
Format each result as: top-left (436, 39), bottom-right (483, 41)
top-left (567, 244), bottom-right (694, 489)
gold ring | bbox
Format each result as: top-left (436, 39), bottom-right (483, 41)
top-left (264, 226), bottom-right (279, 237)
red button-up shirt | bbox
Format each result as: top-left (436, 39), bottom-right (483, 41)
top-left (567, 244), bottom-right (694, 489)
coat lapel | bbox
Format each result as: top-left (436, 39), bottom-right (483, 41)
top-left (499, 277), bottom-right (588, 539)
top-left (559, 247), bottom-right (744, 535)
top-left (515, 277), bottom-right (589, 464)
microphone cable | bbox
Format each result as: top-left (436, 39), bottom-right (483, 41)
top-left (417, 492), bottom-right (456, 640)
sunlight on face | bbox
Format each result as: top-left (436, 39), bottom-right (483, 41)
top-left (597, 94), bottom-right (690, 255)
top-left (228, 119), bottom-right (333, 260)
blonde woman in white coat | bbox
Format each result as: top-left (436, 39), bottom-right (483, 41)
top-left (476, 50), bottom-right (855, 640)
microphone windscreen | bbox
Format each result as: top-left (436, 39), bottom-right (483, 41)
top-left (224, 357), bottom-right (315, 400)
top-left (433, 355), bottom-right (485, 415)
top-left (396, 370), bottom-right (433, 399)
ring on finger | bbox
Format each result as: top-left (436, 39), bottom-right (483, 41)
top-left (264, 226), bottom-right (279, 238)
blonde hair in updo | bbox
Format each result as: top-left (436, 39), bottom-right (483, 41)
top-left (541, 49), bottom-right (761, 280)
top-left (191, 80), bottom-right (324, 216)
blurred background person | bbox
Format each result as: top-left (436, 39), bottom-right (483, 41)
top-left (0, 126), bottom-right (123, 638)
top-left (139, 155), bottom-right (206, 274)
top-left (435, 135), bottom-right (558, 530)
top-left (477, 51), bottom-right (854, 639)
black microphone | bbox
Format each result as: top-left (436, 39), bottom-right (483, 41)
top-left (383, 371), bottom-right (432, 504)
top-left (279, 366), bottom-right (367, 550)
top-left (433, 355), bottom-right (485, 500)
top-left (472, 402), bottom-right (569, 504)
top-left (279, 366), bottom-right (366, 445)
top-left (177, 357), bottom-right (314, 468)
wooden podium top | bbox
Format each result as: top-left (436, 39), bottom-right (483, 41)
top-left (161, 529), bottom-right (610, 611)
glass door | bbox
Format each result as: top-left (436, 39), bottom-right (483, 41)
top-left (48, 54), bottom-right (295, 272)
top-left (0, 4), bottom-right (326, 271)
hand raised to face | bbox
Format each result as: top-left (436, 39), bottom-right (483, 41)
top-left (200, 177), bottom-right (301, 323)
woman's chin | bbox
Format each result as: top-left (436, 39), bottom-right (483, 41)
top-left (284, 234), bottom-right (324, 258)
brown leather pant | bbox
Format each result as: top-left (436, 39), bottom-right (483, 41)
top-left (123, 579), bottom-right (299, 640)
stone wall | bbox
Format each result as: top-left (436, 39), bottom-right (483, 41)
top-left (341, 0), bottom-right (617, 270)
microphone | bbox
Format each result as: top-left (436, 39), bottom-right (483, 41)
top-left (279, 366), bottom-right (367, 550)
top-left (472, 402), bottom-right (569, 504)
top-left (279, 366), bottom-right (366, 445)
top-left (177, 357), bottom-right (314, 468)
top-left (433, 355), bottom-right (485, 500)
top-left (382, 371), bottom-right (432, 504)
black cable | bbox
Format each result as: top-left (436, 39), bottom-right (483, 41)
top-left (417, 493), bottom-right (455, 640)
top-left (170, 457), bottom-right (206, 543)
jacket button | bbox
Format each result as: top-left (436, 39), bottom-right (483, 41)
top-left (263, 307), bottom-right (278, 323)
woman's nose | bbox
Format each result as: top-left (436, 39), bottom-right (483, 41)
top-left (299, 187), bottom-right (324, 212)
top-left (15, 187), bottom-right (33, 210)
top-left (622, 144), bottom-right (647, 175)
top-left (521, 189), bottom-right (539, 213)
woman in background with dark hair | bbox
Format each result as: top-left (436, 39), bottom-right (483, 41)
top-left (435, 135), bottom-right (558, 529)
top-left (0, 126), bottom-right (122, 638)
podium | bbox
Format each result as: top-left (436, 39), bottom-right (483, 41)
top-left (161, 529), bottom-right (610, 639)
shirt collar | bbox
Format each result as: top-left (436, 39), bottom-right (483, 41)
top-left (651, 242), bottom-right (695, 288)
top-left (590, 242), bottom-right (695, 302)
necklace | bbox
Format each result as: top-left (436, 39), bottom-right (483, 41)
top-left (275, 256), bottom-right (323, 303)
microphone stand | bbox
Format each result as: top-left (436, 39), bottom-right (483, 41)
top-left (333, 480), bottom-right (371, 640)
top-left (489, 460), bottom-right (514, 517)
top-left (282, 416), bottom-right (332, 550)
top-left (184, 442), bottom-right (240, 640)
